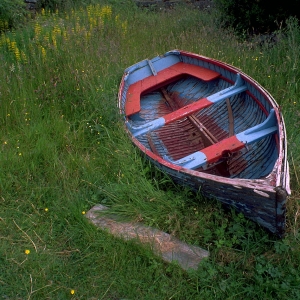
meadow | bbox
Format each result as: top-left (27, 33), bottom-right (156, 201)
top-left (0, 1), bottom-right (300, 299)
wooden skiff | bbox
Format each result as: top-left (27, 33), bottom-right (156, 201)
top-left (118, 50), bottom-right (290, 236)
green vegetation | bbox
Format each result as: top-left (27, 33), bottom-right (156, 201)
top-left (214, 0), bottom-right (300, 36)
top-left (0, 0), bottom-right (27, 31)
top-left (35, 0), bottom-right (98, 12)
top-left (0, 2), bottom-right (299, 299)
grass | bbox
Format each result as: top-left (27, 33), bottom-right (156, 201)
top-left (0, 1), bottom-right (300, 299)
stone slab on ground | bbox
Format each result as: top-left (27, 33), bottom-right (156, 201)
top-left (86, 204), bottom-right (209, 270)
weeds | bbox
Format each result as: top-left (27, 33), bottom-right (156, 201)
top-left (0, 2), bottom-right (300, 299)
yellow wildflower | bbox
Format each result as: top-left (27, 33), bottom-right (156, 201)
top-left (34, 23), bottom-right (41, 37)
top-left (14, 47), bottom-right (21, 61)
top-left (121, 21), bottom-right (128, 36)
top-left (52, 37), bottom-right (57, 49)
top-left (0, 20), bottom-right (4, 31)
top-left (21, 51), bottom-right (28, 64)
top-left (40, 46), bottom-right (46, 61)
top-left (101, 5), bottom-right (112, 19)
top-left (25, 249), bottom-right (30, 255)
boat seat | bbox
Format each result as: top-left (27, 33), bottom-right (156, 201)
top-left (126, 74), bottom-right (247, 138)
top-left (125, 62), bottom-right (221, 116)
top-left (169, 109), bottom-right (278, 170)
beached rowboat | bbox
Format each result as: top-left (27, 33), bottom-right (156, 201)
top-left (118, 50), bottom-right (290, 236)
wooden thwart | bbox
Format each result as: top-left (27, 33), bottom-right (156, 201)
top-left (125, 62), bottom-right (220, 116)
top-left (170, 109), bottom-right (278, 169)
top-left (161, 88), bottom-right (218, 146)
top-left (126, 74), bottom-right (247, 137)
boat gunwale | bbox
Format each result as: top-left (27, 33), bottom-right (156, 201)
top-left (118, 50), bottom-right (289, 194)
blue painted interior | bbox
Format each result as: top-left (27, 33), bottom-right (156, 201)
top-left (124, 54), bottom-right (180, 85)
top-left (127, 74), bottom-right (247, 138)
top-left (122, 53), bottom-right (279, 180)
top-left (164, 109), bottom-right (278, 170)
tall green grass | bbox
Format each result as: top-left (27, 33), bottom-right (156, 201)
top-left (0, 2), bottom-right (299, 299)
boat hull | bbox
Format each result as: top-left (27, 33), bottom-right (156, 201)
top-left (118, 50), bottom-right (290, 236)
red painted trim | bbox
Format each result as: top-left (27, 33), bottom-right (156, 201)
top-left (179, 50), bottom-right (242, 74)
top-left (201, 136), bottom-right (245, 164)
top-left (219, 75), bottom-right (234, 84)
top-left (125, 62), bottom-right (220, 116)
top-left (163, 98), bottom-right (212, 124)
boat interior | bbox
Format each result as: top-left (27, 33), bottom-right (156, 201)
top-left (125, 66), bottom-right (279, 179)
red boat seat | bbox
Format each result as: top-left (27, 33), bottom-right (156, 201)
top-left (125, 62), bottom-right (220, 116)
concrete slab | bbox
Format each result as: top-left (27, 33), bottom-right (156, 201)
top-left (86, 204), bottom-right (209, 270)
